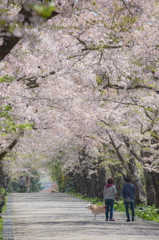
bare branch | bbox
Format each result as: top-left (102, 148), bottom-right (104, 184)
top-left (16, 71), bottom-right (56, 89)
top-left (103, 83), bottom-right (159, 94)
top-left (0, 4), bottom-right (59, 61)
top-left (0, 131), bottom-right (24, 161)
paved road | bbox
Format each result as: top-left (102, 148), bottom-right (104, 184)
top-left (3, 193), bottom-right (159, 240)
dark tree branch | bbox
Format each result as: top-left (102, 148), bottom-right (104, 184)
top-left (82, 44), bottom-right (124, 51)
top-left (16, 71), bottom-right (56, 88)
top-left (103, 83), bottom-right (159, 94)
top-left (122, 135), bottom-right (143, 163)
top-left (120, 0), bottom-right (134, 16)
top-left (0, 34), bottom-right (20, 62)
top-left (107, 132), bottom-right (130, 174)
top-left (0, 4), bottom-right (59, 61)
top-left (0, 131), bottom-right (24, 161)
top-left (71, 32), bottom-right (124, 53)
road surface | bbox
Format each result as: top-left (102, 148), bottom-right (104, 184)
top-left (2, 192), bottom-right (159, 240)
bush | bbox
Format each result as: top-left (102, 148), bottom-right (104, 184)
top-left (114, 200), bottom-right (125, 212)
top-left (136, 205), bottom-right (159, 222)
top-left (0, 190), bottom-right (7, 240)
top-left (0, 217), bottom-right (3, 240)
top-left (115, 201), bottom-right (159, 223)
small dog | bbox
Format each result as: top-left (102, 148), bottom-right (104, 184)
top-left (86, 204), bottom-right (105, 221)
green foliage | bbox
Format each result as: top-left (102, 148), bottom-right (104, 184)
top-left (0, 189), bottom-right (7, 239)
top-left (109, 11), bottom-right (137, 32)
top-left (93, 0), bottom-right (96, 6)
top-left (33, 3), bottom-right (56, 19)
top-left (0, 102), bottom-right (33, 134)
top-left (136, 205), bottom-right (159, 222)
top-left (96, 75), bottom-right (104, 85)
top-left (131, 57), bottom-right (143, 66)
top-left (0, 75), bottom-right (14, 83)
top-left (0, 217), bottom-right (3, 240)
top-left (151, 131), bottom-right (159, 139)
top-left (145, 107), bottom-right (154, 112)
top-left (66, 187), bottom-right (76, 194)
top-left (1, 188), bottom-right (5, 198)
top-left (91, 197), bottom-right (104, 205)
top-left (1, 200), bottom-right (7, 214)
top-left (0, 8), bottom-right (9, 15)
top-left (30, 171), bottom-right (41, 192)
top-left (118, 15), bottom-right (137, 32)
top-left (1, 120), bottom-right (33, 134)
top-left (0, 19), bottom-right (6, 27)
top-left (49, 161), bottom-right (65, 192)
top-left (18, 122), bottom-right (34, 131)
top-left (0, 105), bottom-right (12, 120)
top-left (114, 200), bottom-right (125, 211)
top-left (115, 201), bottom-right (159, 222)
top-left (0, 6), bottom-right (9, 29)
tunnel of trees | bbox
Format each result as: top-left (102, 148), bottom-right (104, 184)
top-left (0, 0), bottom-right (159, 208)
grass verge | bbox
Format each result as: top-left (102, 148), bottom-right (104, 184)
top-left (0, 196), bottom-right (7, 240)
top-left (0, 217), bottom-right (3, 240)
top-left (114, 200), bottom-right (159, 222)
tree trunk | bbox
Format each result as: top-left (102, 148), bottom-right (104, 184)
top-left (90, 173), bottom-right (96, 198)
top-left (143, 170), bottom-right (155, 206)
top-left (110, 134), bottom-right (145, 203)
top-left (128, 158), bottom-right (146, 203)
top-left (151, 172), bottom-right (159, 209)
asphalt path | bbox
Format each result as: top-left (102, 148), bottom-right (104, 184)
top-left (3, 192), bottom-right (159, 240)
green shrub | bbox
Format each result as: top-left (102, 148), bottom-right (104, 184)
top-left (49, 161), bottom-right (65, 192)
top-left (114, 200), bottom-right (125, 212)
top-left (91, 197), bottom-right (103, 205)
top-left (66, 187), bottom-right (76, 194)
top-left (115, 201), bottom-right (159, 222)
top-left (0, 192), bottom-right (7, 240)
top-left (0, 217), bottom-right (3, 240)
top-left (136, 205), bottom-right (159, 222)
top-left (0, 75), bottom-right (14, 83)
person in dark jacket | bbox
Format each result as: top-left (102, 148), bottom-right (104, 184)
top-left (19, 176), bottom-right (25, 192)
top-left (122, 176), bottom-right (135, 222)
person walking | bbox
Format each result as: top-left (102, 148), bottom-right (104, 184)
top-left (103, 177), bottom-right (117, 221)
top-left (122, 176), bottom-right (135, 222)
top-left (25, 176), bottom-right (32, 193)
top-left (19, 176), bottom-right (25, 192)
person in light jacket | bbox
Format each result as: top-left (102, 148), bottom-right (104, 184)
top-left (103, 177), bottom-right (117, 221)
